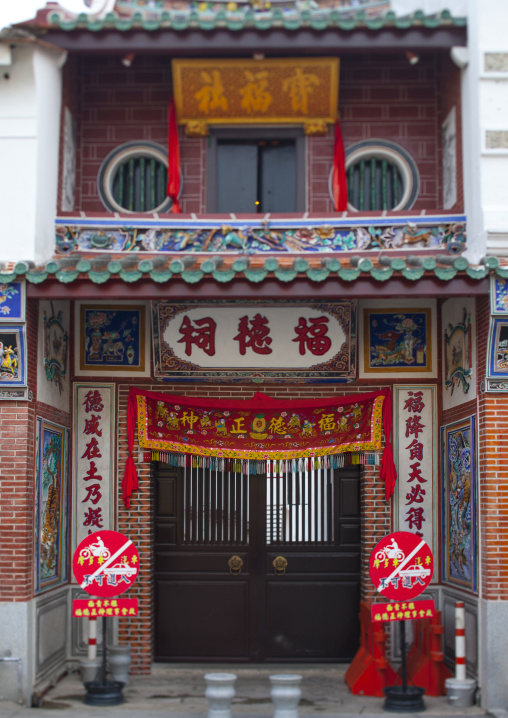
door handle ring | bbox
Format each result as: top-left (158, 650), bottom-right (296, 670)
top-left (273, 556), bottom-right (288, 576)
top-left (228, 555), bottom-right (243, 575)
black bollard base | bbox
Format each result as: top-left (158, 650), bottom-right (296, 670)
top-left (383, 685), bottom-right (426, 713)
top-left (84, 680), bottom-right (125, 706)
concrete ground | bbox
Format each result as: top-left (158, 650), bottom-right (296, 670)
top-left (0, 664), bottom-right (489, 718)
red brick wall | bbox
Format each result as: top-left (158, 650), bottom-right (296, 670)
top-left (0, 299), bottom-right (72, 603)
top-left (71, 53), bottom-right (447, 215)
top-left (476, 296), bottom-right (508, 600)
top-left (310, 54), bottom-right (442, 213)
top-left (0, 301), bottom-right (37, 601)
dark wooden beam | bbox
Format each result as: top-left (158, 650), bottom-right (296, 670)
top-left (26, 275), bottom-right (488, 301)
top-left (41, 26), bottom-right (467, 55)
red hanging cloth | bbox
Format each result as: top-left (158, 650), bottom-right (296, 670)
top-left (332, 118), bottom-right (348, 212)
top-left (122, 387), bottom-right (397, 508)
top-left (167, 97), bottom-right (182, 213)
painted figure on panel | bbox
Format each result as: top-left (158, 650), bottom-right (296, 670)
top-left (446, 424), bottom-right (474, 587)
top-left (0, 333), bottom-right (19, 379)
top-left (82, 308), bottom-right (141, 368)
top-left (40, 431), bottom-right (63, 581)
top-left (368, 312), bottom-right (427, 369)
top-left (444, 307), bottom-right (472, 395)
top-left (496, 323), bottom-right (508, 371)
top-left (0, 284), bottom-right (20, 317)
top-left (43, 306), bottom-right (69, 394)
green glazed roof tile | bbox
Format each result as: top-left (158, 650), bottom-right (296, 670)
top-left (56, 270), bottom-right (80, 283)
top-left (150, 270), bottom-right (172, 282)
top-left (434, 267), bottom-right (457, 280)
top-left (212, 270), bottom-right (236, 282)
top-left (338, 268), bottom-right (361, 281)
top-left (0, 272), bottom-right (17, 283)
top-left (244, 269), bottom-right (268, 282)
top-left (307, 269), bottom-right (330, 282)
top-left (274, 269), bottom-right (298, 282)
top-left (76, 259), bottom-right (92, 273)
top-left (89, 270), bottom-right (111, 283)
top-left (119, 270), bottom-right (142, 282)
top-left (26, 271), bottom-right (49, 283)
top-left (370, 268), bottom-right (393, 281)
top-left (466, 266), bottom-right (488, 279)
top-left (181, 270), bottom-right (204, 283)
top-left (401, 267), bottom-right (425, 281)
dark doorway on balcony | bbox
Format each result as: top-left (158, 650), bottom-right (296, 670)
top-left (206, 128), bottom-right (305, 214)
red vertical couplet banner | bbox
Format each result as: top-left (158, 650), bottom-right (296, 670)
top-left (167, 97), bottom-right (182, 213)
top-left (332, 118), bottom-right (348, 212)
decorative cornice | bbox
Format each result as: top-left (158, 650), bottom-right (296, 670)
top-left (54, 215), bottom-right (467, 255)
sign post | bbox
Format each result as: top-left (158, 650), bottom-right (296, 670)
top-left (72, 530), bottom-right (140, 706)
top-left (369, 531), bottom-right (434, 712)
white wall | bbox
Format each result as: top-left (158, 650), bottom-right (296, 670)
top-left (0, 43), bottom-right (64, 264)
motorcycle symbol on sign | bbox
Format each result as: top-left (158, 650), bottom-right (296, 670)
top-left (79, 536), bottom-right (111, 561)
top-left (375, 539), bottom-right (405, 563)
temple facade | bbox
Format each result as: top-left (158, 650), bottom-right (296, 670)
top-left (0, 0), bottom-right (507, 709)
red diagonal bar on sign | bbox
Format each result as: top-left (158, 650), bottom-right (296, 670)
top-left (376, 539), bottom-right (426, 593)
top-left (80, 539), bottom-right (133, 590)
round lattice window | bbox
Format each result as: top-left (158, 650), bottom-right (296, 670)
top-left (329, 139), bottom-right (420, 212)
top-left (97, 141), bottom-right (175, 213)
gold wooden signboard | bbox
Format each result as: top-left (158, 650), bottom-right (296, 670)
top-left (172, 58), bottom-right (339, 135)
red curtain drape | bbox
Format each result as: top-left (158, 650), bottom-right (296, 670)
top-left (332, 118), bottom-right (348, 212)
top-left (167, 97), bottom-right (182, 213)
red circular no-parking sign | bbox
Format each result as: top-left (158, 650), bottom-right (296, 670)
top-left (72, 530), bottom-right (140, 598)
top-left (369, 531), bottom-right (434, 601)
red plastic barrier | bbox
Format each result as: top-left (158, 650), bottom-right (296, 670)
top-left (405, 610), bottom-right (452, 696)
top-left (345, 601), bottom-right (399, 697)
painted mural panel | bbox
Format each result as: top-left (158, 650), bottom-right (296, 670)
top-left (74, 302), bottom-right (151, 377)
top-left (0, 325), bottom-right (26, 393)
top-left (73, 384), bottom-right (115, 555)
top-left (0, 281), bottom-right (24, 322)
top-left (486, 316), bottom-right (508, 392)
top-left (490, 275), bottom-right (508, 314)
top-left (359, 299), bottom-right (437, 379)
top-left (442, 298), bottom-right (476, 410)
top-left (37, 301), bottom-right (70, 411)
top-left (394, 386), bottom-right (437, 561)
top-left (441, 417), bottom-right (477, 592)
top-left (35, 419), bottom-right (70, 593)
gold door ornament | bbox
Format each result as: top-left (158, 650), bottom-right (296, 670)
top-left (172, 57), bottom-right (339, 131)
top-left (228, 555), bottom-right (244, 575)
top-left (273, 556), bottom-right (288, 575)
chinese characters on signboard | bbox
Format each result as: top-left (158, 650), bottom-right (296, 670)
top-left (172, 58), bottom-right (339, 128)
top-left (73, 384), bottom-right (114, 552)
top-left (72, 598), bottom-right (138, 618)
top-left (372, 599), bottom-right (435, 623)
top-left (153, 301), bottom-right (356, 382)
top-left (395, 387), bottom-right (436, 556)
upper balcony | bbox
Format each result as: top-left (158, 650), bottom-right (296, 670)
top-left (22, 1), bottom-right (469, 261)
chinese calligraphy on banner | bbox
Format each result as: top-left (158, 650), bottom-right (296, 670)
top-left (394, 386), bottom-right (436, 559)
top-left (172, 58), bottom-right (339, 127)
top-left (153, 300), bottom-right (356, 382)
top-left (73, 384), bottom-right (115, 554)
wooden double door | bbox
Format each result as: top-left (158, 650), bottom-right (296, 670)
top-left (154, 462), bottom-right (361, 662)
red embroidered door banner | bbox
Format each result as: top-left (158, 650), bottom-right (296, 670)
top-left (122, 388), bottom-right (397, 508)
